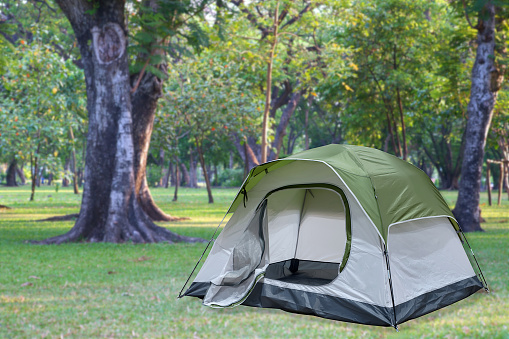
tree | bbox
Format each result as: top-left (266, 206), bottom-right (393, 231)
top-left (161, 51), bottom-right (261, 202)
top-left (0, 35), bottom-right (85, 200)
top-left (452, 1), bottom-right (508, 232)
top-left (228, 0), bottom-right (323, 163)
top-left (37, 0), bottom-right (209, 243)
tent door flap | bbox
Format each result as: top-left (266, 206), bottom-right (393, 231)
top-left (203, 200), bottom-right (268, 307)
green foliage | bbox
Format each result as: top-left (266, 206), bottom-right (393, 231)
top-left (216, 168), bottom-right (244, 187)
top-left (146, 164), bottom-right (163, 187)
top-left (127, 0), bottom-right (212, 78)
top-left (0, 32), bottom-right (86, 192)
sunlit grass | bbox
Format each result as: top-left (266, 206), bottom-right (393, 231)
top-left (0, 185), bottom-right (508, 338)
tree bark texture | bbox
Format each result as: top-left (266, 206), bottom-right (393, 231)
top-left (453, 3), bottom-right (504, 232)
top-left (5, 159), bottom-right (18, 187)
top-left (131, 58), bottom-right (178, 221)
top-left (39, 1), bottom-right (200, 243)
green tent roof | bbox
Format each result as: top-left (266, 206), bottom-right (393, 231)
top-left (229, 144), bottom-right (456, 242)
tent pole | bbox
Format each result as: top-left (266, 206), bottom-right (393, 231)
top-left (458, 225), bottom-right (490, 292)
top-left (383, 245), bottom-right (399, 331)
top-left (177, 213), bottom-right (229, 299)
top-left (368, 175), bottom-right (398, 329)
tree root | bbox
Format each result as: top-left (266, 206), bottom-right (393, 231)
top-left (34, 188), bottom-right (202, 244)
top-left (0, 204), bottom-right (12, 210)
top-left (36, 213), bottom-right (80, 222)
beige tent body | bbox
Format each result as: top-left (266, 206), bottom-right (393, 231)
top-left (182, 145), bottom-right (487, 328)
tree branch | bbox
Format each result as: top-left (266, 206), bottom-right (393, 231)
top-left (280, 2), bottom-right (313, 31)
top-left (461, 0), bottom-right (478, 30)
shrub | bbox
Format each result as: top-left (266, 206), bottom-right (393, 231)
top-left (216, 168), bottom-right (244, 187)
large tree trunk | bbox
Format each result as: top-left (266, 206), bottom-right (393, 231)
top-left (453, 3), bottom-right (504, 232)
top-left (38, 1), bottom-right (200, 244)
top-left (5, 159), bottom-right (18, 187)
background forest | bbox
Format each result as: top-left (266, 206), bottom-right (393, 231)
top-left (1, 0), bottom-right (507, 205)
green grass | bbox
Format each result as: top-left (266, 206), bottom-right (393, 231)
top-left (0, 186), bottom-right (508, 338)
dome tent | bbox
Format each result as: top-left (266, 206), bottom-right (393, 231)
top-left (180, 144), bottom-right (488, 328)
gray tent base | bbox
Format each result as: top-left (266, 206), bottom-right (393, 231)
top-left (183, 276), bottom-right (483, 327)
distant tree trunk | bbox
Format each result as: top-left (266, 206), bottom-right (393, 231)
top-left (189, 153), bottom-right (198, 188)
top-left (396, 87), bottom-right (408, 160)
top-left (62, 159), bottom-right (70, 187)
top-left (233, 135), bottom-right (260, 174)
top-left (6, 159), bottom-right (18, 187)
top-left (286, 127), bottom-right (298, 155)
top-left (48, 173), bottom-right (53, 186)
top-left (38, 1), bottom-right (199, 244)
top-left (196, 139), bottom-right (214, 203)
top-left (453, 3), bottom-right (504, 232)
top-left (269, 90), bottom-right (302, 160)
top-left (77, 168), bottom-right (83, 187)
top-left (261, 1), bottom-right (279, 163)
top-left (158, 148), bottom-right (165, 187)
top-left (181, 163), bottom-right (190, 187)
top-left (36, 168), bottom-right (41, 187)
top-left (70, 141), bottom-right (80, 194)
top-left (163, 161), bottom-right (171, 188)
top-left (30, 153), bottom-right (38, 201)
top-left (213, 164), bottom-right (218, 186)
top-left (418, 157), bottom-right (434, 179)
top-left (16, 163), bottom-right (26, 185)
top-left (173, 157), bottom-right (179, 202)
top-left (304, 97), bottom-right (311, 150)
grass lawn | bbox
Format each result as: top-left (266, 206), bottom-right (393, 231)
top-left (0, 186), bottom-right (508, 338)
